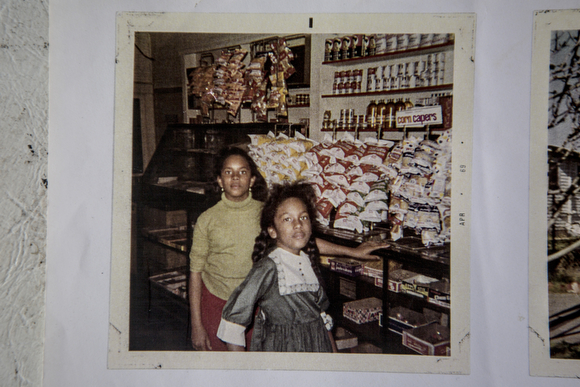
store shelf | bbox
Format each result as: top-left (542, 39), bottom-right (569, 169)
top-left (387, 289), bottom-right (450, 314)
top-left (322, 84), bottom-right (453, 99)
top-left (165, 148), bottom-right (219, 154)
top-left (322, 41), bottom-right (454, 66)
top-left (142, 226), bottom-right (189, 252)
top-left (316, 228), bottom-right (450, 355)
top-left (149, 268), bottom-right (188, 300)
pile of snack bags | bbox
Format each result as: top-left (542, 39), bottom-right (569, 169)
top-left (247, 130), bottom-right (452, 247)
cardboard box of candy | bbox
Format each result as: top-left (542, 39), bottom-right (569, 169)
top-left (401, 274), bottom-right (439, 298)
top-left (402, 323), bottom-right (450, 356)
top-left (388, 306), bottom-right (432, 335)
top-left (363, 259), bottom-right (383, 279)
top-left (388, 269), bottom-right (419, 293)
top-left (428, 280), bottom-right (450, 308)
top-left (343, 297), bottom-right (383, 324)
top-left (330, 257), bottom-right (364, 277)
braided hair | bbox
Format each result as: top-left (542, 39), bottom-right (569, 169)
top-left (252, 181), bottom-right (324, 283)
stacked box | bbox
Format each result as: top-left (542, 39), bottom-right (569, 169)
top-left (330, 257), bottom-right (364, 277)
top-left (402, 323), bottom-right (450, 356)
top-left (363, 259), bottom-right (383, 278)
top-left (343, 297), bottom-right (382, 324)
top-left (428, 280), bottom-right (450, 308)
top-left (401, 274), bottom-right (438, 298)
top-left (388, 269), bottom-right (418, 293)
top-left (388, 306), bottom-right (431, 335)
top-left (363, 258), bottom-right (383, 279)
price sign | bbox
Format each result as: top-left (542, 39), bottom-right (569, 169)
top-left (395, 105), bottom-right (443, 128)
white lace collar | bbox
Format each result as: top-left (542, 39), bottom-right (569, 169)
top-left (269, 248), bottom-right (320, 296)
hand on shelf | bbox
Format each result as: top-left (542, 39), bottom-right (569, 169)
top-left (350, 240), bottom-right (389, 261)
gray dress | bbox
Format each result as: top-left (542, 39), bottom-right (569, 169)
top-left (220, 248), bottom-right (333, 352)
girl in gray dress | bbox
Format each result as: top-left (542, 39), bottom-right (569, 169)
top-left (217, 182), bottom-right (337, 352)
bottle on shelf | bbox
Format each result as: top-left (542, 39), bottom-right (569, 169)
top-left (341, 37), bottom-right (351, 60)
top-left (394, 98), bottom-right (406, 131)
top-left (332, 72), bottom-right (340, 95)
top-left (376, 99), bottom-right (387, 138)
top-left (368, 34), bottom-right (377, 56)
top-left (395, 98), bottom-right (406, 112)
top-left (325, 39), bottom-right (333, 62)
top-left (366, 100), bottom-right (378, 131)
top-left (332, 37), bottom-right (342, 61)
top-left (385, 99), bottom-right (396, 132)
top-left (366, 67), bottom-right (377, 93)
top-left (390, 64), bottom-right (399, 90)
top-left (376, 99), bottom-right (387, 133)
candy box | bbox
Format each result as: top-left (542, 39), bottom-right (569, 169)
top-left (388, 269), bottom-right (418, 293)
top-left (388, 306), bottom-right (431, 335)
top-left (343, 297), bottom-right (382, 324)
top-left (401, 274), bottom-right (439, 298)
top-left (402, 323), bottom-right (450, 356)
top-left (428, 280), bottom-right (450, 308)
top-left (363, 258), bottom-right (383, 279)
top-left (330, 257), bottom-right (364, 277)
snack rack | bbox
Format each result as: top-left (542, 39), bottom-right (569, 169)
top-left (316, 228), bottom-right (450, 355)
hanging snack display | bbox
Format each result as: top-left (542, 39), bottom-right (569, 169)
top-left (187, 65), bottom-right (216, 116)
top-left (266, 38), bottom-right (296, 117)
top-left (244, 56), bottom-right (268, 121)
top-left (213, 49), bottom-right (248, 116)
top-left (186, 38), bottom-right (296, 120)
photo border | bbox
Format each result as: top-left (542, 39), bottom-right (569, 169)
top-left (108, 12), bottom-right (475, 374)
top-left (529, 9), bottom-right (580, 378)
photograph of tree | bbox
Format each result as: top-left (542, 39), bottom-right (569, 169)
top-left (547, 29), bottom-right (580, 359)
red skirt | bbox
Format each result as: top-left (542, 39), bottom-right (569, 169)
top-left (201, 283), bottom-right (253, 351)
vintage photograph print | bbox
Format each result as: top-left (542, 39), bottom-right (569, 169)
top-left (530, 9), bottom-right (580, 378)
top-left (108, 13), bottom-right (474, 374)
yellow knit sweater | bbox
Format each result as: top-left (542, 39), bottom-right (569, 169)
top-left (189, 193), bottom-right (263, 300)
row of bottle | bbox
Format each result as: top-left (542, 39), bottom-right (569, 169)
top-left (331, 53), bottom-right (447, 95)
top-left (324, 33), bottom-right (452, 62)
top-left (366, 98), bottom-right (414, 132)
top-left (322, 98), bottom-right (414, 133)
top-left (367, 53), bottom-right (447, 92)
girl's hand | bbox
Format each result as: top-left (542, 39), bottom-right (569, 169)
top-left (191, 322), bottom-right (212, 351)
top-left (351, 240), bottom-right (389, 260)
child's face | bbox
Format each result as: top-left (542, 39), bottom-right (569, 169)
top-left (267, 197), bottom-right (312, 255)
top-left (217, 155), bottom-right (256, 202)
